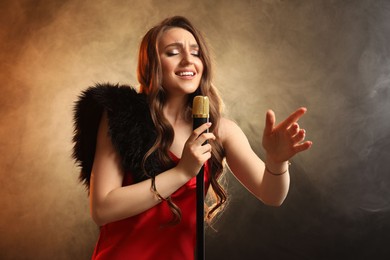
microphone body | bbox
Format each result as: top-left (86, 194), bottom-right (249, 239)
top-left (192, 96), bottom-right (209, 260)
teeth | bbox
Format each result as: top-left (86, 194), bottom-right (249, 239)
top-left (178, 71), bottom-right (194, 76)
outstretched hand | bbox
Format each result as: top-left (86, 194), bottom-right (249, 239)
top-left (262, 107), bottom-right (312, 164)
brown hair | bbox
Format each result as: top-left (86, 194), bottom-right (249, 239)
top-left (137, 16), bottom-right (227, 224)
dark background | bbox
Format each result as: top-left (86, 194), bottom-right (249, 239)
top-left (1, 0), bottom-right (389, 259)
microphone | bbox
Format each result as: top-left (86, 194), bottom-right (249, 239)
top-left (192, 96), bottom-right (209, 260)
top-left (192, 96), bottom-right (210, 130)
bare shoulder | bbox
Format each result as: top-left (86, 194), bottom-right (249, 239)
top-left (219, 117), bottom-right (239, 129)
top-left (218, 117), bottom-right (244, 144)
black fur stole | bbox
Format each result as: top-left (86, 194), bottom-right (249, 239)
top-left (72, 83), bottom-right (168, 188)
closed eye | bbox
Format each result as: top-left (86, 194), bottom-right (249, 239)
top-left (166, 50), bottom-right (179, 56)
top-left (191, 50), bottom-right (200, 57)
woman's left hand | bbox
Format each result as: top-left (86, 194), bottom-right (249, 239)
top-left (262, 107), bottom-right (312, 163)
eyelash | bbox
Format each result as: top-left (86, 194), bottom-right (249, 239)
top-left (166, 51), bottom-right (200, 57)
top-left (166, 52), bottom-right (178, 57)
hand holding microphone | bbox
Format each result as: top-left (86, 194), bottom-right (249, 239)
top-left (177, 96), bottom-right (214, 179)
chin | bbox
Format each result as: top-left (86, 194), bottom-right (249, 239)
top-left (177, 84), bottom-right (199, 94)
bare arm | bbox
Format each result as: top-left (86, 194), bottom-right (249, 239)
top-left (90, 112), bottom-right (214, 226)
top-left (221, 119), bottom-right (290, 206)
top-left (220, 108), bottom-right (312, 206)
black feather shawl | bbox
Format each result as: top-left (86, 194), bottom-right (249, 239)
top-left (72, 83), bottom-right (170, 188)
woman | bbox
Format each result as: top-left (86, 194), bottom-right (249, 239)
top-left (72, 16), bottom-right (312, 259)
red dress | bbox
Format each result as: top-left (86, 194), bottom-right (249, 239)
top-left (91, 153), bottom-right (210, 260)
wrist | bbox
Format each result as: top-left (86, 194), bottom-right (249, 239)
top-left (174, 164), bottom-right (195, 182)
top-left (265, 157), bottom-right (290, 176)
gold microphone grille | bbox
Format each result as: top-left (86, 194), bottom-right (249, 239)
top-left (192, 96), bottom-right (209, 118)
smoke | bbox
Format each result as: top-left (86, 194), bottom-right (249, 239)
top-left (1, 0), bottom-right (390, 259)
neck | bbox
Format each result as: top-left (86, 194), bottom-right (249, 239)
top-left (163, 94), bottom-right (190, 125)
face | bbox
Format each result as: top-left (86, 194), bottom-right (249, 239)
top-left (158, 27), bottom-right (204, 97)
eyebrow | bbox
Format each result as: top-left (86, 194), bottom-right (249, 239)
top-left (163, 42), bottom-right (199, 49)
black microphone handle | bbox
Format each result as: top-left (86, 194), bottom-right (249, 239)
top-left (193, 117), bottom-right (208, 260)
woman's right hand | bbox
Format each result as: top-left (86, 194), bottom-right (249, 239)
top-left (177, 122), bottom-right (215, 178)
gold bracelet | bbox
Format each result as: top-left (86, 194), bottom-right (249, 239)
top-left (150, 178), bottom-right (168, 202)
top-left (265, 162), bottom-right (291, 176)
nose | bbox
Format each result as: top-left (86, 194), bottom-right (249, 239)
top-left (180, 51), bottom-right (194, 66)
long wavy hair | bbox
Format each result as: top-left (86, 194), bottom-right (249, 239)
top-left (137, 16), bottom-right (227, 224)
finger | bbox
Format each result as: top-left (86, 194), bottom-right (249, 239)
top-left (287, 123), bottom-right (300, 136)
top-left (199, 143), bottom-right (212, 154)
top-left (189, 122), bottom-right (212, 141)
top-left (196, 133), bottom-right (216, 146)
top-left (193, 145), bottom-right (213, 164)
top-left (293, 140), bottom-right (313, 153)
top-left (279, 107), bottom-right (307, 129)
top-left (199, 151), bottom-right (212, 163)
top-left (291, 129), bottom-right (306, 144)
top-left (263, 109), bottom-right (275, 136)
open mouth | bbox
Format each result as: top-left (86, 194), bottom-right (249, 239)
top-left (176, 71), bottom-right (195, 76)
